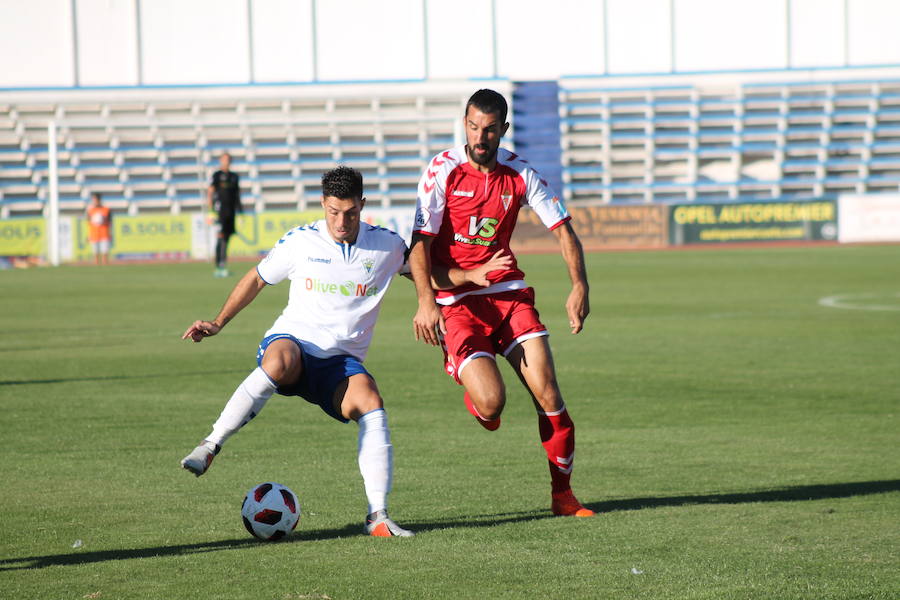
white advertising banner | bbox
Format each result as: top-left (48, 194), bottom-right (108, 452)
top-left (361, 207), bottom-right (417, 245)
top-left (838, 194), bottom-right (900, 243)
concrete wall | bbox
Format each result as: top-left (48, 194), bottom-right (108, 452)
top-left (1, 0), bottom-right (899, 88)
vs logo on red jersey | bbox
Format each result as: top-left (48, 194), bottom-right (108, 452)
top-left (468, 216), bottom-right (499, 238)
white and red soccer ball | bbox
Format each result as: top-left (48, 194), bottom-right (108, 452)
top-left (240, 482), bottom-right (300, 541)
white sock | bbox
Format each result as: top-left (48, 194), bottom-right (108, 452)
top-left (206, 367), bottom-right (277, 447)
top-left (357, 408), bottom-right (393, 515)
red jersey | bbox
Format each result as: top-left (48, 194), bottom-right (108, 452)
top-left (413, 145), bottom-right (569, 304)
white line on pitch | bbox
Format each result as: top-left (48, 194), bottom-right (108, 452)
top-left (818, 293), bottom-right (900, 311)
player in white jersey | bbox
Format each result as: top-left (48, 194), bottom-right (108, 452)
top-left (180, 166), bottom-right (414, 537)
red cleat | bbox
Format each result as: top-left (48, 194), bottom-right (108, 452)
top-left (551, 489), bottom-right (595, 517)
top-left (464, 392), bottom-right (501, 431)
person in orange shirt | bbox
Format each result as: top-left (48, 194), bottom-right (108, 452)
top-left (86, 192), bottom-right (112, 265)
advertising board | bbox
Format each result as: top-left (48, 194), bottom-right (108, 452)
top-left (838, 194), bottom-right (900, 243)
top-left (72, 214), bottom-right (193, 261)
top-left (513, 204), bottom-right (668, 250)
top-left (669, 200), bottom-right (838, 245)
top-left (0, 217), bottom-right (45, 256)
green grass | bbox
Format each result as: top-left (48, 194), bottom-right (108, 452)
top-left (1, 245), bottom-right (898, 599)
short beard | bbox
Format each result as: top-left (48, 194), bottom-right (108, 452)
top-left (467, 144), bottom-right (497, 166)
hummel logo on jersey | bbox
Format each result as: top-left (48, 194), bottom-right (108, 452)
top-left (307, 256), bottom-right (332, 264)
top-left (452, 189), bottom-right (475, 197)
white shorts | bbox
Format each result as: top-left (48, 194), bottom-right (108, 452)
top-left (91, 239), bottom-right (111, 254)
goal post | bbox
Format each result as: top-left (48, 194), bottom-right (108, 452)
top-left (47, 120), bottom-right (60, 266)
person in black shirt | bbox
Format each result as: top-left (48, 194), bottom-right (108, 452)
top-left (208, 152), bottom-right (242, 277)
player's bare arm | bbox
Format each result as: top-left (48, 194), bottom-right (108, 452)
top-left (552, 221), bottom-right (590, 334)
top-left (430, 249), bottom-right (513, 289)
top-left (182, 266), bottom-right (267, 342)
top-left (408, 234), bottom-right (445, 346)
top-left (402, 249), bottom-right (511, 289)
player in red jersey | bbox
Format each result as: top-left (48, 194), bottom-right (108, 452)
top-left (408, 89), bottom-right (594, 517)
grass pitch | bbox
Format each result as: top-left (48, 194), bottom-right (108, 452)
top-left (1, 244), bottom-right (898, 599)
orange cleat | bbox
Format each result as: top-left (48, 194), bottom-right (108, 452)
top-left (464, 392), bottom-right (501, 431)
top-left (365, 510), bottom-right (414, 537)
top-left (551, 489), bottom-right (596, 517)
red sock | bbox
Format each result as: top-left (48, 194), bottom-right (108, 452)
top-left (537, 406), bottom-right (575, 494)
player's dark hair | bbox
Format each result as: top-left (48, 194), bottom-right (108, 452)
top-left (465, 89), bottom-right (508, 123)
top-left (321, 165), bottom-right (364, 200)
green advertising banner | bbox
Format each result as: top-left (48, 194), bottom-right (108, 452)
top-left (669, 200), bottom-right (838, 245)
top-left (73, 214), bottom-right (193, 260)
top-left (228, 211), bottom-right (324, 257)
top-left (0, 217), bottom-right (45, 256)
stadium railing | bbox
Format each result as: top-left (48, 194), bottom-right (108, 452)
top-left (0, 81), bottom-right (500, 218)
top-left (559, 74), bottom-right (900, 204)
top-left (8, 74), bottom-right (900, 215)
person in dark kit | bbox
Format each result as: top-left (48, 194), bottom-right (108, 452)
top-left (208, 152), bottom-right (242, 277)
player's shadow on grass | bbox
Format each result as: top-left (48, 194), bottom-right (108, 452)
top-left (3, 479), bottom-right (898, 571)
top-left (0, 522), bottom-right (363, 571)
top-left (406, 478), bottom-right (900, 531)
top-left (582, 478), bottom-right (900, 515)
top-left (0, 369), bottom-right (242, 387)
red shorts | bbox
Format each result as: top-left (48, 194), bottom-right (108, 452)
top-left (439, 288), bottom-right (547, 384)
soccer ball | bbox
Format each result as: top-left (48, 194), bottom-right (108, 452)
top-left (240, 482), bottom-right (301, 541)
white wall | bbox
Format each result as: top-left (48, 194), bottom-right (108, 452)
top-left (674, 0), bottom-right (788, 71)
top-left (0, 0), bottom-right (74, 87)
top-left (251, 0), bottom-right (315, 83)
top-left (847, 0), bottom-right (900, 66)
top-left (140, 0), bottom-right (250, 85)
top-left (3, 0), bottom-right (900, 88)
top-left (790, 0), bottom-right (845, 68)
top-left (494, 0), bottom-right (605, 79)
top-left (426, 0), bottom-right (494, 79)
top-left (606, 0), bottom-right (673, 74)
top-left (76, 0), bottom-right (139, 86)
top-left (316, 0), bottom-right (425, 81)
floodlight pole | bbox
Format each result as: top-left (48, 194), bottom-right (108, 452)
top-left (47, 120), bottom-right (61, 266)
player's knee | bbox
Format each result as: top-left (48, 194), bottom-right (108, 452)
top-left (346, 392), bottom-right (384, 421)
top-left (358, 392), bottom-right (384, 415)
top-left (260, 348), bottom-right (302, 385)
top-left (480, 405), bottom-right (503, 421)
top-left (473, 389), bottom-right (505, 420)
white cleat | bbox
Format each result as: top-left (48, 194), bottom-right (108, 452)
top-left (180, 441), bottom-right (220, 477)
top-left (365, 510), bottom-right (414, 537)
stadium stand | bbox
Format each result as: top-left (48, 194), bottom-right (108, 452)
top-left (4, 77), bottom-right (900, 216)
top-left (559, 78), bottom-right (900, 204)
top-left (0, 82), bottom-right (500, 218)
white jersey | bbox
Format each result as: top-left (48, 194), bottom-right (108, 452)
top-left (256, 220), bottom-right (407, 361)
